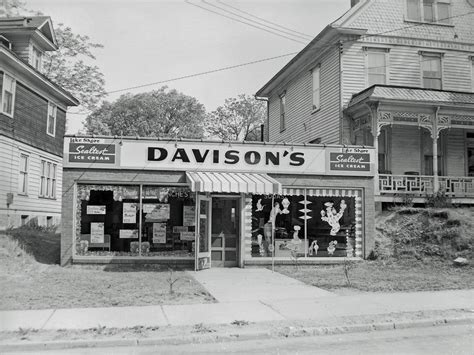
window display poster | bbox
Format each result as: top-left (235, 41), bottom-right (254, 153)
top-left (123, 203), bottom-right (137, 224)
top-left (183, 205), bottom-right (195, 226)
top-left (153, 223), bottom-right (167, 243)
top-left (180, 231), bottom-right (195, 241)
top-left (87, 205), bottom-right (106, 215)
top-left (145, 204), bottom-right (170, 221)
top-left (173, 226), bottom-right (188, 233)
top-left (119, 229), bottom-right (138, 239)
top-left (90, 222), bottom-right (104, 243)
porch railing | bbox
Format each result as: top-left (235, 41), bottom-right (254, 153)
top-left (378, 174), bottom-right (474, 197)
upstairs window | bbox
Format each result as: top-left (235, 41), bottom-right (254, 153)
top-left (31, 46), bottom-right (43, 71)
top-left (407, 0), bottom-right (451, 24)
top-left (47, 102), bottom-right (57, 136)
top-left (1, 73), bottom-right (16, 117)
top-left (422, 53), bottom-right (442, 89)
top-left (18, 153), bottom-right (29, 195)
top-left (312, 66), bottom-right (320, 111)
top-left (279, 93), bottom-right (286, 132)
top-left (366, 49), bottom-right (388, 86)
top-left (40, 159), bottom-right (57, 199)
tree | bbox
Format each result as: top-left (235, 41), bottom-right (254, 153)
top-left (205, 94), bottom-right (265, 141)
top-left (3, 0), bottom-right (106, 111)
top-left (84, 87), bottom-right (206, 138)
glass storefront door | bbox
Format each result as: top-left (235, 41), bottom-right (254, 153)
top-left (211, 197), bottom-right (240, 267)
top-left (196, 195), bottom-right (211, 270)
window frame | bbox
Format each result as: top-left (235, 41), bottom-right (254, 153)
top-left (311, 65), bottom-right (321, 112)
top-left (47, 102), bottom-right (57, 137)
top-left (279, 92), bottom-right (286, 132)
top-left (18, 152), bottom-right (29, 195)
top-left (470, 56), bottom-right (474, 92)
top-left (420, 52), bottom-right (443, 90)
top-left (1, 71), bottom-right (16, 117)
top-left (30, 45), bottom-right (43, 71)
top-left (365, 48), bottom-right (390, 87)
top-left (406, 0), bottom-right (452, 24)
top-left (40, 159), bottom-right (57, 199)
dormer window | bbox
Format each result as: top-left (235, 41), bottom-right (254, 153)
top-left (47, 102), bottom-right (57, 136)
top-left (407, 0), bottom-right (451, 24)
top-left (31, 46), bottom-right (43, 71)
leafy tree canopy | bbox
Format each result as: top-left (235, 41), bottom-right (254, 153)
top-left (4, 0), bottom-right (106, 111)
top-left (84, 87), bottom-right (206, 138)
top-left (205, 94), bottom-right (265, 141)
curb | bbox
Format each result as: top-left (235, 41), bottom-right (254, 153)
top-left (1, 316), bottom-right (473, 352)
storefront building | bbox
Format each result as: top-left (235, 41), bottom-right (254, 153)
top-left (61, 136), bottom-right (376, 268)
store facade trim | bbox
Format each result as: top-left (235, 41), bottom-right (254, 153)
top-left (186, 171), bottom-right (281, 194)
top-left (61, 136), bottom-right (376, 268)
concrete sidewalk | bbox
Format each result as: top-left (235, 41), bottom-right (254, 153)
top-left (190, 268), bottom-right (333, 302)
top-left (1, 289), bottom-right (473, 332)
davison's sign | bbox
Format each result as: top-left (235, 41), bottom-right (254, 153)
top-left (119, 141), bottom-right (374, 175)
top-left (329, 148), bottom-right (371, 172)
top-left (67, 138), bottom-right (116, 164)
top-left (121, 141), bottom-right (312, 174)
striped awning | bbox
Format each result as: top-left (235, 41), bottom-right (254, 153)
top-left (186, 172), bottom-right (281, 194)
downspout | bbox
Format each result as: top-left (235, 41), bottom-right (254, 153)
top-left (255, 96), bottom-right (269, 142)
top-left (338, 40), bottom-right (344, 144)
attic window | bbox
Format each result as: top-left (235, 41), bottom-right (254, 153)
top-left (406, 0), bottom-right (451, 24)
top-left (31, 46), bottom-right (43, 71)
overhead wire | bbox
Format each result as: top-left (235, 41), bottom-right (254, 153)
top-left (200, 0), bottom-right (312, 41)
top-left (216, 0), bottom-right (313, 39)
top-left (184, 0), bottom-right (307, 44)
top-left (12, 9), bottom-right (474, 116)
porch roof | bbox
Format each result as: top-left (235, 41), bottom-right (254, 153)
top-left (347, 85), bottom-right (474, 108)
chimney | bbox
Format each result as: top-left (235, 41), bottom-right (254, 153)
top-left (351, 0), bottom-right (360, 6)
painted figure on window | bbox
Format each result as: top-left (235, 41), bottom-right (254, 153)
top-left (320, 200), bottom-right (347, 236)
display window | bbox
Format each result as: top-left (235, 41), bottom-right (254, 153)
top-left (75, 184), bottom-right (195, 258)
top-left (251, 189), bottom-right (359, 258)
top-left (141, 186), bottom-right (195, 257)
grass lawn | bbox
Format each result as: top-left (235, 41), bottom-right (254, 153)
top-left (274, 259), bottom-right (474, 293)
top-left (0, 231), bottom-right (215, 311)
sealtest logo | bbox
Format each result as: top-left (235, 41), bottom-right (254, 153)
top-left (147, 147), bottom-right (305, 167)
top-left (68, 143), bottom-right (116, 163)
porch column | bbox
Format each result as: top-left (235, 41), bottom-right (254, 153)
top-left (432, 107), bottom-right (440, 193)
top-left (432, 134), bottom-right (439, 193)
top-left (366, 103), bottom-right (379, 195)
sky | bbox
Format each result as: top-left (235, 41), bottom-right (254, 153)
top-left (25, 0), bottom-right (351, 133)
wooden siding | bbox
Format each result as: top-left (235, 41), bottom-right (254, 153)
top-left (443, 53), bottom-right (473, 92)
top-left (0, 72), bottom-right (66, 157)
top-left (390, 126), bottom-right (421, 175)
top-left (0, 135), bottom-right (62, 229)
top-left (445, 129), bottom-right (466, 176)
top-left (268, 46), bottom-right (341, 144)
top-left (341, 41), bottom-right (366, 107)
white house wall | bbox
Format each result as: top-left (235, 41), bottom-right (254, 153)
top-left (445, 129), bottom-right (467, 176)
top-left (0, 135), bottom-right (62, 229)
top-left (268, 46), bottom-right (341, 144)
top-left (390, 126), bottom-right (421, 175)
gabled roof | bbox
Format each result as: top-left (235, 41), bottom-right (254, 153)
top-left (0, 16), bottom-right (57, 50)
top-left (255, 1), bottom-right (370, 98)
top-left (346, 85), bottom-right (474, 108)
top-left (0, 45), bottom-right (79, 107)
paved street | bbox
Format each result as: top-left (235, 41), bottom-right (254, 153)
top-left (5, 324), bottom-right (472, 355)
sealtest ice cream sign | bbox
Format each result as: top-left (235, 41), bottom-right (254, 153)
top-left (64, 137), bottom-right (375, 176)
top-left (329, 148), bottom-right (371, 172)
top-left (67, 138), bottom-right (116, 164)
